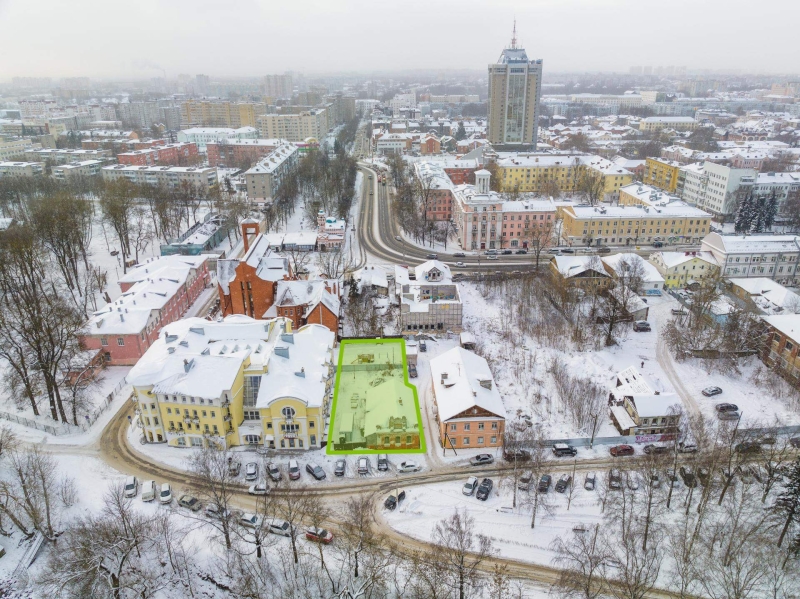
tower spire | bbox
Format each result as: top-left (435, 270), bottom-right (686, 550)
top-left (511, 19), bottom-right (517, 49)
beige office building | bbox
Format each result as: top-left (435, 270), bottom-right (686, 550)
top-left (488, 31), bottom-right (542, 149)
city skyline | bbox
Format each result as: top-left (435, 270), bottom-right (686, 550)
top-left (0, 0), bottom-right (798, 80)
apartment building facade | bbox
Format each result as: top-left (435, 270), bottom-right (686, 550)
top-left (101, 165), bottom-right (218, 192)
top-left (0, 161), bottom-right (43, 178)
top-left (257, 110), bottom-right (328, 142)
top-left (116, 142), bottom-right (199, 166)
top-left (206, 138), bottom-right (281, 167)
top-left (243, 142), bottom-right (299, 201)
top-left (180, 100), bottom-right (267, 128)
top-left (701, 232), bottom-right (800, 285)
top-left (643, 158), bottom-right (683, 193)
top-left (639, 117), bottom-right (698, 133)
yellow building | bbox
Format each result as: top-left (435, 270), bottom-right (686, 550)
top-left (619, 182), bottom-right (682, 207)
top-left (558, 203), bottom-right (712, 247)
top-left (180, 100), bottom-right (267, 128)
top-left (639, 117), bottom-right (698, 133)
top-left (648, 251), bottom-right (719, 288)
top-left (496, 154), bottom-right (632, 199)
top-left (128, 316), bottom-right (335, 450)
top-left (642, 158), bottom-right (682, 193)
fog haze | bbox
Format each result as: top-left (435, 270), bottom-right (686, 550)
top-left (0, 0), bottom-right (798, 79)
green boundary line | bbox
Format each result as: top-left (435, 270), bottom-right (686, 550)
top-left (326, 338), bottom-right (426, 455)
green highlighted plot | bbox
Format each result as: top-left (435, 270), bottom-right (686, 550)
top-left (327, 338), bottom-right (425, 454)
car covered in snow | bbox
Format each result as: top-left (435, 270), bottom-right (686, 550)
top-left (609, 469), bottom-right (622, 490)
top-left (377, 454), bottom-right (389, 471)
top-left (463, 476), bottom-right (479, 496)
top-left (239, 513), bottom-right (263, 529)
top-left (268, 519), bottom-right (293, 537)
top-left (267, 462), bottom-right (281, 482)
top-left (306, 527), bottom-right (333, 544)
top-left (248, 482), bottom-right (270, 496)
top-left (701, 386), bottom-right (722, 396)
top-left (334, 459), bottom-right (347, 477)
top-left (245, 462), bottom-right (258, 481)
top-left (584, 473), bottom-right (597, 491)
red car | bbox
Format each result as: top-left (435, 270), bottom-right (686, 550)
top-left (610, 444), bottom-right (634, 457)
top-left (305, 527), bottom-right (334, 544)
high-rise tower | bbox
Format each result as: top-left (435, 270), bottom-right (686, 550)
top-left (487, 22), bottom-right (543, 149)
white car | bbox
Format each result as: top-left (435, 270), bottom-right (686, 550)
top-left (159, 483), bottom-right (173, 505)
top-left (248, 482), bottom-right (270, 496)
top-left (239, 513), bottom-right (263, 529)
top-left (397, 460), bottom-right (421, 473)
top-left (463, 476), bottom-right (479, 496)
top-left (245, 462), bottom-right (258, 481)
top-left (268, 519), bottom-right (292, 537)
top-left (455, 262), bottom-right (466, 268)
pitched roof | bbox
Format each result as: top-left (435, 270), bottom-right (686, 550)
top-left (430, 347), bottom-right (506, 422)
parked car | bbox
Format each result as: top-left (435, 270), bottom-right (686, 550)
top-left (678, 441), bottom-right (698, 453)
top-left (672, 308), bottom-right (688, 316)
top-left (643, 444), bottom-right (670, 455)
top-left (715, 403), bottom-right (739, 413)
top-left (463, 476), bottom-right (479, 496)
top-left (305, 527), bottom-right (334, 544)
top-left (268, 519), bottom-right (292, 537)
top-left (453, 252), bottom-right (466, 258)
top-left (205, 503), bottom-right (229, 520)
top-left (626, 473), bottom-right (640, 491)
top-left (633, 321), bottom-right (651, 332)
top-left (239, 513), bottom-right (263, 529)
top-left (584, 472), bottom-right (597, 491)
top-left (504, 448), bottom-right (531, 462)
top-left (485, 249), bottom-right (498, 255)
top-left (486, 254), bottom-right (499, 260)
top-left (245, 462), bottom-right (258, 481)
top-left (735, 441), bottom-right (762, 454)
top-left (515, 249), bottom-right (528, 254)
top-left (142, 480), bottom-right (156, 501)
top-left (306, 463), bottom-right (326, 480)
top-left (596, 246), bottom-right (611, 254)
top-left (159, 483), bottom-right (173, 505)
top-left (718, 410), bottom-right (741, 421)
top-left (702, 386), bottom-right (723, 397)
top-left (384, 489), bottom-right (406, 510)
top-left (228, 460), bottom-right (241, 477)
top-left (455, 261), bottom-right (466, 267)
top-left (501, 249), bottom-right (513, 255)
top-left (538, 474), bottom-right (552, 493)
top-left (518, 472), bottom-right (533, 492)
top-left (426, 254), bottom-right (438, 260)
top-left (397, 460), bottom-right (421, 473)
top-left (178, 494), bottom-right (201, 511)
top-left (267, 462), bottom-right (281, 482)
top-left (555, 474), bottom-right (572, 493)
top-left (358, 457), bottom-right (370, 474)
top-left (469, 454), bottom-right (494, 466)
top-left (334, 459), bottom-right (347, 477)
top-left (609, 469), bottom-right (622, 490)
top-left (124, 476), bottom-right (139, 498)
top-left (377, 454), bottom-right (389, 471)
top-left (419, 341), bottom-right (427, 352)
top-left (552, 443), bottom-right (578, 457)
top-left (288, 459), bottom-right (301, 480)
top-left (408, 364), bottom-right (418, 378)
top-left (679, 466), bottom-right (698, 488)
top-left (561, 248), bottom-right (575, 254)
top-left (476, 478), bottom-right (493, 501)
top-left (610, 444), bottom-right (634, 457)
top-left (248, 482), bottom-right (270, 496)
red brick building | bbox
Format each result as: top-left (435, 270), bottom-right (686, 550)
top-left (217, 222), bottom-right (293, 318)
top-left (206, 139), bottom-right (282, 168)
top-left (443, 158), bottom-right (480, 185)
top-left (117, 142), bottom-right (199, 166)
top-left (267, 280), bottom-right (341, 332)
top-left (81, 255), bottom-right (211, 365)
top-left (419, 134), bottom-right (441, 155)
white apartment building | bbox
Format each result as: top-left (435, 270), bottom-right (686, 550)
top-left (102, 165), bottom-right (218, 192)
top-left (680, 161), bottom-right (756, 218)
top-left (701, 232), bottom-right (800, 284)
top-left (24, 147), bottom-right (112, 165)
top-left (0, 161), bottom-right (43, 178)
top-left (753, 172), bottom-right (800, 213)
top-left (257, 110), bottom-right (329, 142)
top-left (52, 160), bottom-right (103, 181)
top-left (0, 138), bottom-right (42, 161)
top-left (177, 127), bottom-right (258, 152)
top-left (389, 93), bottom-right (416, 117)
top-left (243, 142), bottom-right (299, 201)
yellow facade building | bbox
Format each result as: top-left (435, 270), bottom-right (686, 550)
top-left (558, 203), bottom-right (712, 247)
top-left (128, 316), bottom-right (335, 450)
top-left (180, 100), bottom-right (267, 128)
top-left (642, 158), bottom-right (682, 193)
top-left (648, 251), bottom-right (719, 288)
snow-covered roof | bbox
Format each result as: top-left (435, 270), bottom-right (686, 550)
top-left (763, 314), bottom-right (800, 341)
top-left (651, 251), bottom-right (718, 269)
top-left (611, 405), bottom-right (636, 431)
top-left (613, 366), bottom-right (653, 397)
top-left (217, 234), bottom-right (289, 295)
top-left (552, 256), bottom-right (608, 279)
top-left (601, 253), bottom-right (664, 284)
top-left (414, 260), bottom-right (452, 283)
top-left (702, 232), bottom-right (800, 256)
top-left (729, 278), bottom-right (800, 315)
top-left (631, 394), bottom-right (680, 418)
top-left (357, 266), bottom-right (389, 291)
top-left (272, 280), bottom-right (340, 320)
top-left (430, 347), bottom-right (506, 422)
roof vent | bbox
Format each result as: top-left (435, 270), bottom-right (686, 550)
top-left (275, 345), bottom-right (290, 358)
top-left (183, 358), bottom-right (194, 373)
top-left (295, 367), bottom-right (306, 378)
top-left (189, 327), bottom-right (205, 335)
top-left (168, 347), bottom-right (175, 354)
top-left (281, 333), bottom-right (294, 344)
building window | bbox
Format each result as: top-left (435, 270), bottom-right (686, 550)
top-left (117, 337), bottom-right (125, 346)
top-left (463, 437), bottom-right (470, 445)
top-left (478, 422), bottom-right (485, 430)
top-left (464, 423), bottom-right (470, 431)
top-left (244, 435), bottom-right (261, 445)
top-left (177, 437), bottom-right (186, 446)
top-left (100, 337), bottom-right (108, 346)
top-left (491, 436), bottom-right (497, 444)
top-left (244, 410), bottom-right (260, 421)
top-left (190, 437), bottom-right (202, 447)
top-left (450, 423), bottom-right (457, 432)
top-left (491, 422), bottom-right (498, 429)
top-left (477, 436), bottom-right (484, 444)
top-left (310, 435), bottom-right (316, 445)
top-left (243, 376), bottom-right (261, 407)
top-left (282, 406), bottom-right (296, 419)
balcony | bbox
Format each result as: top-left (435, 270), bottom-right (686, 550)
top-left (223, 415), bottom-right (232, 422)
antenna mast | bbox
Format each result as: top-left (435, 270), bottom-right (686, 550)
top-left (511, 19), bottom-right (517, 49)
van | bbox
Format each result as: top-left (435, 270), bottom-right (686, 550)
top-left (552, 443), bottom-right (578, 457)
top-left (124, 476), bottom-right (139, 498)
top-left (141, 480), bottom-right (156, 502)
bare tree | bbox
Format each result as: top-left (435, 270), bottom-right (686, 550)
top-left (187, 445), bottom-right (239, 549)
top-left (432, 509), bottom-right (494, 599)
top-left (550, 525), bottom-right (608, 599)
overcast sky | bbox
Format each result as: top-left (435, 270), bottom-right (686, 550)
top-left (0, 0), bottom-right (797, 80)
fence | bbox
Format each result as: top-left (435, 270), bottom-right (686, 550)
top-left (0, 376), bottom-right (130, 436)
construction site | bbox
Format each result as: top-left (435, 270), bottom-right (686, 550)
top-left (327, 339), bottom-right (424, 454)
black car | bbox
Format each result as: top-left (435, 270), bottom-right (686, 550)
top-left (476, 478), bottom-right (493, 501)
top-left (305, 463), bottom-right (326, 480)
top-left (408, 364), bottom-right (418, 378)
top-left (538, 475), bottom-right (552, 493)
top-left (419, 341), bottom-right (427, 352)
top-left (515, 249), bottom-right (528, 254)
top-left (555, 474), bottom-right (572, 493)
top-left (384, 490), bottom-right (406, 510)
top-left (715, 403), bottom-right (739, 413)
top-left (501, 249), bottom-right (513, 255)
top-left (561, 248), bottom-right (575, 254)
top-left (503, 448), bottom-right (531, 462)
top-left (377, 454), bottom-right (389, 471)
top-left (596, 246), bottom-right (611, 254)
top-left (334, 459), bottom-right (346, 477)
top-left (552, 443), bottom-right (578, 457)
top-left (643, 444), bottom-right (670, 455)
